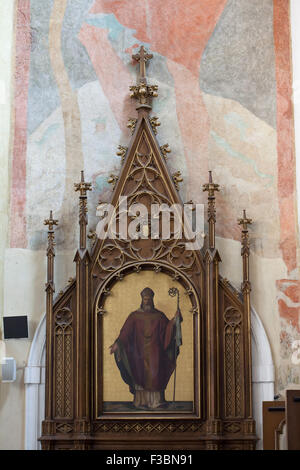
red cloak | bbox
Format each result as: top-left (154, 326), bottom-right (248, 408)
top-left (115, 308), bottom-right (181, 393)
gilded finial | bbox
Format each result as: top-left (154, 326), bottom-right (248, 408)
top-left (203, 171), bottom-right (220, 195)
top-left (44, 210), bottom-right (58, 257)
top-left (44, 210), bottom-right (58, 231)
top-left (74, 170), bottom-right (92, 195)
top-left (132, 45), bottom-right (153, 81)
top-left (130, 46), bottom-right (158, 109)
top-left (238, 209), bottom-right (252, 286)
top-left (238, 209), bottom-right (252, 231)
top-left (203, 171), bottom-right (219, 250)
top-left (129, 83), bottom-right (158, 106)
top-left (75, 171), bottom-right (92, 250)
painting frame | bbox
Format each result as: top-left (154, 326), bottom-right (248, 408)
top-left (92, 262), bottom-right (204, 421)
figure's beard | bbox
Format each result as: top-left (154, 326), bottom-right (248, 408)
top-left (143, 304), bottom-right (152, 311)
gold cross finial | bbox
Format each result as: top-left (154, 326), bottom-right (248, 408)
top-left (74, 170), bottom-right (92, 196)
top-left (132, 46), bottom-right (153, 82)
top-left (130, 46), bottom-right (158, 108)
top-left (44, 210), bottom-right (58, 231)
top-left (203, 171), bottom-right (220, 196)
top-left (238, 209), bottom-right (252, 231)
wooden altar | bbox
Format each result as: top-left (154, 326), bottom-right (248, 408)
top-left (40, 47), bottom-right (256, 450)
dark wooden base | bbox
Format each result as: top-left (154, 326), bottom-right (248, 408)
top-left (40, 436), bottom-right (257, 450)
top-left (40, 419), bottom-right (257, 450)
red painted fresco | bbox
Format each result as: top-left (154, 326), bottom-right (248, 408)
top-left (278, 299), bottom-right (300, 331)
top-left (10, 2), bottom-right (298, 322)
top-left (78, 26), bottom-right (134, 131)
top-left (10, 0), bottom-right (31, 248)
top-left (273, 0), bottom-right (297, 274)
top-left (273, 0), bottom-right (299, 333)
top-left (90, 0), bottom-right (227, 76)
top-left (85, 0), bottom-right (227, 205)
top-left (277, 279), bottom-right (300, 304)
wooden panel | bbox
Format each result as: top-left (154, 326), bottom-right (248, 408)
top-left (286, 389), bottom-right (300, 450)
top-left (262, 401), bottom-right (285, 450)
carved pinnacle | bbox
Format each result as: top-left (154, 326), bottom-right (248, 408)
top-left (238, 209), bottom-right (252, 257)
top-left (238, 209), bottom-right (252, 231)
top-left (202, 171), bottom-right (220, 196)
top-left (203, 171), bottom-right (219, 249)
top-left (44, 210), bottom-right (58, 231)
top-left (74, 170), bottom-right (92, 195)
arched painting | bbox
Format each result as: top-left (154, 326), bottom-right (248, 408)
top-left (95, 270), bottom-right (196, 415)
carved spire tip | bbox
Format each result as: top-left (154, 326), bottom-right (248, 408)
top-left (238, 209), bottom-right (252, 228)
top-left (44, 210), bottom-right (58, 229)
top-left (203, 171), bottom-right (219, 194)
top-left (130, 45), bottom-right (158, 108)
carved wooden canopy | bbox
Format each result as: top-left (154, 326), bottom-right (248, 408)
top-left (41, 46), bottom-right (256, 450)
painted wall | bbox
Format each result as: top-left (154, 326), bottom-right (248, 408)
top-left (0, 0), bottom-right (299, 449)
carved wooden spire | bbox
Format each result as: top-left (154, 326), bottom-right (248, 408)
top-left (238, 209), bottom-right (253, 419)
top-left (238, 209), bottom-right (252, 293)
top-left (44, 210), bottom-right (58, 288)
top-left (74, 171), bottom-right (92, 250)
top-left (130, 46), bottom-right (158, 109)
top-left (203, 171), bottom-right (220, 250)
top-left (44, 210), bottom-right (58, 421)
top-left (203, 173), bottom-right (221, 426)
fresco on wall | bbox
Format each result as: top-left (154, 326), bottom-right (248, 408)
top-left (10, 0), bottom-right (299, 390)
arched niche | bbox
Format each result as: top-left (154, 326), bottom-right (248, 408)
top-left (93, 268), bottom-right (198, 416)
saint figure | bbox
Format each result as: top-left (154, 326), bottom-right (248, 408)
top-left (109, 287), bottom-right (183, 410)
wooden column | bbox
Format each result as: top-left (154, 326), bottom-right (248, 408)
top-left (44, 211), bottom-right (58, 423)
top-left (238, 210), bottom-right (253, 419)
top-left (203, 172), bottom-right (221, 434)
top-left (74, 171), bottom-right (92, 434)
